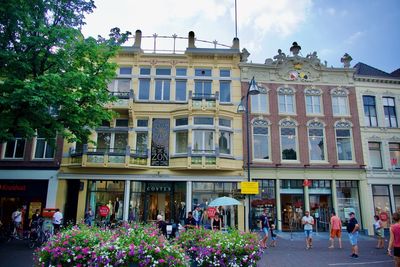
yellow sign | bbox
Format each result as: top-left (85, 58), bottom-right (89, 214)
top-left (29, 202), bottom-right (42, 218)
top-left (241, 181), bottom-right (259, 194)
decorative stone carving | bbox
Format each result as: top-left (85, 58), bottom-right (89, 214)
top-left (308, 120), bottom-right (324, 128)
top-left (279, 119), bottom-right (297, 127)
top-left (278, 87), bottom-right (295, 95)
top-left (273, 49), bottom-right (286, 61)
top-left (253, 119), bottom-right (269, 126)
top-left (330, 87), bottom-right (349, 96)
top-left (304, 88), bottom-right (322, 96)
top-left (335, 120), bottom-right (352, 128)
top-left (241, 48), bottom-right (250, 62)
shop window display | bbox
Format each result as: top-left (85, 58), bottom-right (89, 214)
top-left (336, 180), bottom-right (361, 228)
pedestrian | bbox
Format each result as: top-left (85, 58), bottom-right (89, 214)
top-left (193, 205), bottom-right (201, 228)
top-left (84, 207), bottom-right (94, 226)
top-left (259, 209), bottom-right (270, 249)
top-left (53, 208), bottom-right (63, 234)
top-left (329, 211), bottom-right (342, 249)
top-left (11, 208), bottom-right (22, 238)
top-left (347, 211), bottom-right (360, 258)
top-left (156, 214), bottom-right (167, 236)
top-left (301, 210), bottom-right (314, 250)
top-left (184, 211), bottom-right (196, 229)
top-left (29, 209), bottom-right (42, 228)
top-left (374, 215), bottom-right (385, 249)
top-left (211, 212), bottom-right (222, 231)
top-left (388, 212), bottom-right (400, 267)
top-left (270, 223), bottom-right (277, 247)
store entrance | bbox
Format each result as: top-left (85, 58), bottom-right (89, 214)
top-left (310, 194), bottom-right (332, 232)
top-left (280, 194), bottom-right (304, 231)
top-left (143, 182), bottom-right (185, 224)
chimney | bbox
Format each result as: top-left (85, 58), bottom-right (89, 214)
top-left (133, 30), bottom-right (142, 49)
top-left (232, 37), bottom-right (240, 49)
top-left (188, 31), bottom-right (196, 48)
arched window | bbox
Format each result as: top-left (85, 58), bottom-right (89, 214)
top-left (305, 88), bottom-right (322, 115)
top-left (278, 87), bottom-right (295, 114)
top-left (307, 120), bottom-right (326, 161)
top-left (335, 120), bottom-right (353, 161)
top-left (252, 119), bottom-right (270, 160)
top-left (250, 85), bottom-right (269, 114)
top-left (331, 88), bottom-right (349, 116)
top-left (279, 119), bottom-right (298, 160)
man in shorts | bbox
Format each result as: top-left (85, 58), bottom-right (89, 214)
top-left (347, 211), bottom-right (360, 258)
top-left (302, 211), bottom-right (314, 249)
top-left (329, 211), bottom-right (342, 248)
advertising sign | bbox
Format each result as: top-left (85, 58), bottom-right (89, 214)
top-left (151, 118), bottom-right (170, 166)
top-left (207, 207), bottom-right (217, 218)
top-left (241, 181), bottom-right (259, 194)
top-left (99, 205), bottom-right (110, 217)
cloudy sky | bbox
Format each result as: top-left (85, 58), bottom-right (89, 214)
top-left (82, 0), bottom-right (400, 73)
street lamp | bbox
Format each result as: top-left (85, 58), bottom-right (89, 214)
top-left (238, 76), bottom-right (260, 232)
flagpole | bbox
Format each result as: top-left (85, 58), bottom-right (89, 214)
top-left (235, 0), bottom-right (238, 38)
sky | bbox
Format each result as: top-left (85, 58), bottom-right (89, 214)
top-left (82, 0), bottom-right (400, 73)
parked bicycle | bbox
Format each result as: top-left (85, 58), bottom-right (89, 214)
top-left (28, 219), bottom-right (52, 248)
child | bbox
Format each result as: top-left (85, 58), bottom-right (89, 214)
top-left (270, 224), bottom-right (277, 247)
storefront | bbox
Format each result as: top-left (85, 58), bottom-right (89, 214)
top-left (336, 180), bottom-right (361, 227)
top-left (0, 179), bottom-right (49, 228)
top-left (280, 180), bottom-right (304, 231)
top-left (84, 179), bottom-right (240, 227)
top-left (251, 179), bottom-right (276, 230)
top-left (309, 180), bottom-right (333, 232)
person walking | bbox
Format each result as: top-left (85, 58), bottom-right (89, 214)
top-left (211, 212), bottom-right (222, 231)
top-left (329, 211), bottom-right (342, 249)
top-left (388, 212), bottom-right (400, 267)
top-left (11, 208), bottom-right (22, 238)
top-left (302, 210), bottom-right (314, 250)
top-left (259, 209), bottom-right (270, 249)
top-left (84, 207), bottom-right (94, 226)
top-left (52, 208), bottom-right (63, 234)
top-left (193, 205), bottom-right (201, 228)
top-left (347, 211), bottom-right (360, 258)
top-left (374, 215), bottom-right (385, 249)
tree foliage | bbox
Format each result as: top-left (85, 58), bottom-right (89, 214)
top-left (0, 0), bottom-right (131, 143)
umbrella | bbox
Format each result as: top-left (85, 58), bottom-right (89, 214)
top-left (208, 196), bottom-right (242, 207)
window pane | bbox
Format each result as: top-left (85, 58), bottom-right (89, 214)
top-left (336, 130), bottom-right (352, 160)
top-left (220, 69), bottom-right (230, 77)
top-left (136, 132), bottom-right (148, 153)
top-left (176, 68), bottom-right (187, 76)
top-left (176, 118), bottom-right (188, 126)
top-left (281, 128), bottom-right (297, 160)
top-left (219, 131), bottom-right (231, 154)
top-left (219, 118), bottom-right (231, 127)
top-left (119, 67), bottom-right (132, 75)
top-left (390, 143), bottom-right (400, 169)
top-left (44, 143), bottom-right (55, 158)
top-left (117, 79), bottom-right (130, 91)
top-left (5, 141), bottom-right (16, 158)
top-left (254, 127), bottom-right (269, 159)
top-left (372, 185), bottom-right (389, 195)
top-left (195, 69), bottom-right (212, 76)
top-left (156, 68), bottom-right (171, 76)
top-left (194, 117), bottom-right (213, 125)
top-left (219, 81), bottom-right (231, 102)
top-left (176, 131), bottom-right (188, 153)
top-left (138, 79), bottom-right (150, 100)
top-left (116, 119), bottom-right (129, 127)
top-left (175, 80), bottom-right (187, 101)
top-left (97, 133), bottom-right (111, 150)
top-left (35, 139), bottom-right (46, 158)
top-left (155, 80), bottom-right (170, 100)
top-left (15, 139), bottom-right (25, 158)
top-left (140, 68), bottom-right (150, 75)
top-left (369, 142), bottom-right (382, 169)
top-left (114, 133), bottom-right (128, 149)
top-left (137, 119), bottom-right (148, 127)
top-left (309, 129), bottom-right (325, 160)
top-left (204, 131), bottom-right (214, 151)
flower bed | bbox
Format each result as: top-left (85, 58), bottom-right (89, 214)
top-left (33, 223), bottom-right (187, 267)
top-left (177, 228), bottom-right (262, 267)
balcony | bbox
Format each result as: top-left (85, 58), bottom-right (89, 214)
top-left (107, 90), bottom-right (134, 109)
top-left (68, 145), bottom-right (148, 168)
top-left (189, 91), bottom-right (218, 111)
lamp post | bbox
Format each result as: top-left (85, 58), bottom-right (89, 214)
top-left (238, 76), bottom-right (260, 232)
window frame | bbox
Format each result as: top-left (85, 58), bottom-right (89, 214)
top-left (278, 87), bottom-right (295, 114)
top-left (331, 88), bottom-right (350, 116)
top-left (363, 95), bottom-right (378, 127)
top-left (383, 97), bottom-right (398, 128)
top-left (307, 121), bottom-right (327, 162)
top-left (368, 142), bottom-right (383, 169)
top-left (252, 120), bottom-right (270, 161)
top-left (3, 138), bottom-right (26, 159)
top-left (335, 121), bottom-right (354, 162)
top-left (155, 79), bottom-right (171, 101)
top-left (305, 88), bottom-right (323, 115)
top-left (219, 80), bottom-right (231, 103)
top-left (279, 119), bottom-right (298, 161)
top-left (34, 136), bottom-right (55, 159)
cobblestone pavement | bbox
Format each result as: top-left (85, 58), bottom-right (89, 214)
top-left (257, 231), bottom-right (394, 267)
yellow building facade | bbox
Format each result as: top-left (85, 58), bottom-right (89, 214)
top-left (58, 31), bottom-right (246, 230)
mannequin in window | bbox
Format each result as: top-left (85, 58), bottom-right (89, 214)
top-left (179, 202), bottom-right (186, 225)
top-left (115, 197), bottom-right (123, 220)
top-left (107, 200), bottom-right (113, 223)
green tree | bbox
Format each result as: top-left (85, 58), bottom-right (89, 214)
top-left (0, 0), bottom-right (131, 144)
